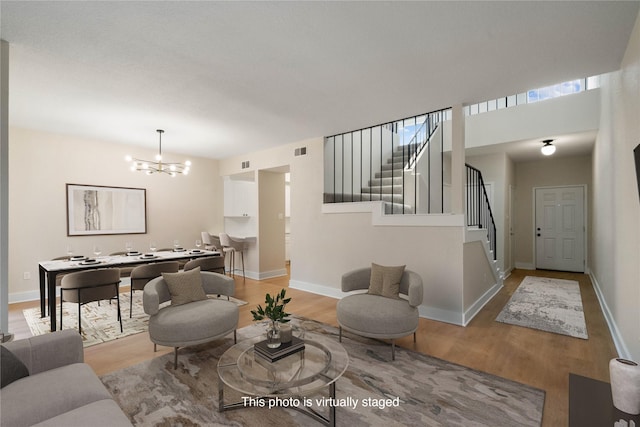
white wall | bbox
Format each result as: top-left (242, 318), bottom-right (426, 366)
top-left (465, 88), bottom-right (600, 150)
top-left (463, 240), bottom-right (499, 318)
top-left (257, 170), bottom-right (286, 277)
top-left (591, 10), bottom-right (640, 360)
top-left (220, 137), bottom-right (468, 324)
top-left (8, 127), bottom-right (223, 302)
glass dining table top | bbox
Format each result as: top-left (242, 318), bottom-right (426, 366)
top-left (217, 331), bottom-right (349, 398)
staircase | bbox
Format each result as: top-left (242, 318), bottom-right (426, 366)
top-left (361, 143), bottom-right (420, 214)
top-left (323, 108), bottom-right (447, 214)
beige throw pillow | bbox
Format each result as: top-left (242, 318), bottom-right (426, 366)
top-left (369, 263), bottom-right (405, 299)
top-left (163, 267), bottom-right (207, 306)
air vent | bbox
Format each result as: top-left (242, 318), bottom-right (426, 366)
top-left (294, 147), bottom-right (307, 156)
top-left (241, 161), bottom-right (250, 169)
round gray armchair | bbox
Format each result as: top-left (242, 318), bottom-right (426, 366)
top-left (336, 266), bottom-right (423, 361)
top-left (143, 269), bottom-right (238, 369)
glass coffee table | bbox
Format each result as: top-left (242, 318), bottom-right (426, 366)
top-left (217, 331), bottom-right (349, 426)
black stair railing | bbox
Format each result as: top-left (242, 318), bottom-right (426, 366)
top-left (324, 108), bottom-right (450, 214)
top-left (466, 164), bottom-right (497, 260)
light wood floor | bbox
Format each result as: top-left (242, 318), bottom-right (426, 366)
top-left (8, 268), bottom-right (617, 426)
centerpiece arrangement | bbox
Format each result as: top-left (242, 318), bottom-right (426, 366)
top-left (251, 289), bottom-right (291, 349)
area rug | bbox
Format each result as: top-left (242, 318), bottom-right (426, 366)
top-left (23, 293), bottom-right (248, 347)
top-left (496, 276), bottom-right (588, 339)
top-left (101, 316), bottom-right (545, 426)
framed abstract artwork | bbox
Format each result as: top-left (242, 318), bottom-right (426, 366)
top-left (66, 184), bottom-right (147, 236)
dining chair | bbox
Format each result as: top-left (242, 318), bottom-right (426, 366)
top-left (60, 268), bottom-right (122, 334)
top-left (129, 261), bottom-right (179, 317)
top-left (201, 232), bottom-right (216, 250)
top-left (51, 256), bottom-right (71, 286)
top-left (184, 256), bottom-right (226, 275)
top-left (108, 251), bottom-right (135, 278)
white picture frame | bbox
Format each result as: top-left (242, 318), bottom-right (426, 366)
top-left (66, 184), bottom-right (147, 236)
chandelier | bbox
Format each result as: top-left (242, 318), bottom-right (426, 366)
top-left (125, 129), bottom-right (191, 176)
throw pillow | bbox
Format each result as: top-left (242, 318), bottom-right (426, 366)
top-left (162, 267), bottom-right (207, 306)
top-left (369, 263), bottom-right (405, 298)
top-left (1, 346), bottom-right (30, 388)
top-left (380, 271), bottom-right (402, 299)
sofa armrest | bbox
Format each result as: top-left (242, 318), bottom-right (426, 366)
top-left (201, 271), bottom-right (235, 296)
top-left (2, 329), bottom-right (83, 375)
top-left (341, 268), bottom-right (372, 292)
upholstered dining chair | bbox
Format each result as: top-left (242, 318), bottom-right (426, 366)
top-left (129, 261), bottom-right (179, 317)
top-left (60, 268), bottom-right (122, 334)
top-left (219, 233), bottom-right (247, 278)
top-left (108, 251), bottom-right (135, 278)
top-left (51, 256), bottom-right (71, 287)
top-left (183, 256), bottom-right (225, 275)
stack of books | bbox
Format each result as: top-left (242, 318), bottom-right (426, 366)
top-left (254, 336), bottom-right (305, 362)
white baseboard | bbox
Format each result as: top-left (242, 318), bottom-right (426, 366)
top-left (589, 272), bottom-right (630, 359)
top-left (9, 289), bottom-right (44, 304)
top-left (288, 280), bottom-right (344, 300)
top-left (9, 277), bottom-right (125, 304)
top-left (462, 282), bottom-right (503, 326)
top-left (514, 262), bottom-right (535, 270)
top-left (255, 268), bottom-right (288, 281)
top-left (418, 305), bottom-right (464, 326)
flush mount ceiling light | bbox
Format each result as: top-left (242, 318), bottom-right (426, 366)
top-left (541, 139), bottom-right (556, 156)
top-left (125, 130), bottom-right (191, 177)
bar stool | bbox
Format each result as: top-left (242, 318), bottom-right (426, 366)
top-left (219, 233), bottom-right (246, 278)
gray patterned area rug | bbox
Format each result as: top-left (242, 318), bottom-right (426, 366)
top-left (496, 276), bottom-right (588, 339)
top-left (101, 317), bottom-right (545, 426)
top-left (23, 293), bottom-right (247, 347)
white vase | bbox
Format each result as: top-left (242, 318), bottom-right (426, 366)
top-left (610, 358), bottom-right (640, 415)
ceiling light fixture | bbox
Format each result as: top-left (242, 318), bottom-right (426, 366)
top-left (541, 139), bottom-right (556, 156)
top-left (125, 130), bottom-right (191, 177)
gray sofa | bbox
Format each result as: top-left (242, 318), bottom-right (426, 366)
top-left (0, 330), bottom-right (132, 427)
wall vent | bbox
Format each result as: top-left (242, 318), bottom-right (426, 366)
top-left (294, 147), bottom-right (307, 156)
top-left (241, 161), bottom-right (250, 169)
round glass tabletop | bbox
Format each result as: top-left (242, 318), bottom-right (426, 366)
top-left (217, 331), bottom-right (349, 398)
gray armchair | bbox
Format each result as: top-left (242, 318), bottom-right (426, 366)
top-left (143, 270), bottom-right (238, 369)
top-left (336, 266), bottom-right (423, 360)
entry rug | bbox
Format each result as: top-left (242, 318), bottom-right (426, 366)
top-left (101, 317), bottom-right (545, 426)
top-left (23, 293), bottom-right (247, 347)
top-left (496, 276), bottom-right (588, 339)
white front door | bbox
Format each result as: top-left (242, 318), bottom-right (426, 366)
top-left (535, 186), bottom-right (585, 272)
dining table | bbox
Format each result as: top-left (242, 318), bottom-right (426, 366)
top-left (38, 249), bottom-right (221, 332)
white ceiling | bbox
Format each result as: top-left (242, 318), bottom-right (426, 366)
top-left (1, 1), bottom-right (638, 160)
